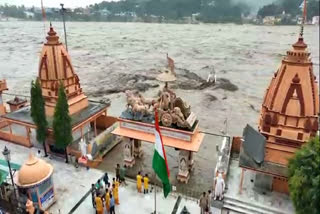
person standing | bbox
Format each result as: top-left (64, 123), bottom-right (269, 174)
top-left (143, 174), bottom-right (149, 194)
top-left (95, 195), bottom-right (104, 214)
top-left (136, 171), bottom-right (142, 193)
top-left (105, 189), bottom-right (110, 214)
top-left (207, 190), bottom-right (212, 213)
top-left (112, 177), bottom-right (116, 187)
top-left (199, 192), bottom-right (207, 214)
top-left (91, 184), bottom-right (96, 209)
top-left (119, 165), bottom-right (127, 186)
top-left (103, 172), bottom-right (109, 186)
top-left (112, 183), bottom-right (119, 205)
top-left (115, 164), bottom-right (120, 182)
top-left (109, 193), bottom-right (115, 214)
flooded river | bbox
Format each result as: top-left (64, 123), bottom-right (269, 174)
top-left (0, 21), bottom-right (319, 136)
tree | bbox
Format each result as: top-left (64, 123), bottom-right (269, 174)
top-left (30, 79), bottom-right (48, 157)
top-left (53, 82), bottom-right (72, 163)
top-left (288, 136), bottom-right (320, 214)
top-left (257, 3), bottom-right (281, 18)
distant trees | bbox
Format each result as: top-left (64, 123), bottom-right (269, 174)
top-left (307, 0), bottom-right (320, 20)
top-left (257, 4), bottom-right (282, 18)
top-left (53, 82), bottom-right (72, 163)
top-left (30, 79), bottom-right (48, 157)
top-left (288, 136), bottom-right (320, 214)
top-left (257, 0), bottom-right (320, 20)
top-left (0, 4), bottom-right (26, 19)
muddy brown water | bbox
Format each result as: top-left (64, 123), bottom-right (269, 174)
top-left (1, 21), bottom-right (319, 197)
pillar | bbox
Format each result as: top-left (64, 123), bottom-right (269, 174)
top-left (80, 125), bottom-right (83, 139)
top-left (177, 150), bottom-right (190, 184)
top-left (0, 92), bottom-right (5, 115)
top-left (94, 119), bottom-right (97, 137)
top-left (26, 126), bottom-right (31, 146)
top-left (239, 168), bottom-right (244, 195)
top-left (188, 151), bottom-right (194, 172)
top-left (133, 139), bottom-right (143, 158)
top-left (123, 137), bottom-right (135, 168)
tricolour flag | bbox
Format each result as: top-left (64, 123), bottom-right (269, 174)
top-left (152, 110), bottom-right (171, 198)
top-left (302, 0), bottom-right (307, 22)
top-left (41, 0), bottom-right (46, 20)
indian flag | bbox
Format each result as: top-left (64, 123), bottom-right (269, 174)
top-left (152, 110), bottom-right (171, 198)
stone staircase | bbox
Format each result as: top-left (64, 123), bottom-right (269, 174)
top-left (223, 195), bottom-right (288, 214)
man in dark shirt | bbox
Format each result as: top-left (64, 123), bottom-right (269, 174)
top-left (103, 172), bottom-right (109, 186)
top-left (91, 183), bottom-right (96, 208)
top-left (115, 164), bottom-right (120, 182)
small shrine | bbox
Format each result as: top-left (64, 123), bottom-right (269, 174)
top-left (238, 31), bottom-right (319, 193)
top-left (0, 25), bottom-right (112, 151)
top-left (7, 96), bottom-right (28, 112)
top-left (113, 56), bottom-right (204, 183)
top-left (14, 154), bottom-right (55, 210)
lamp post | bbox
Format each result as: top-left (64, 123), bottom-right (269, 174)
top-left (2, 146), bottom-right (14, 188)
top-left (60, 3), bottom-right (68, 52)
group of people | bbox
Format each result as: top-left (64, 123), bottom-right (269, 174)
top-left (136, 171), bottom-right (149, 194)
top-left (199, 190), bottom-right (213, 214)
top-left (91, 164), bottom-right (127, 214)
top-left (92, 174), bottom-right (120, 214)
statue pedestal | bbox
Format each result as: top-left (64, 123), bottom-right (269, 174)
top-left (123, 137), bottom-right (136, 168)
top-left (124, 157), bottom-right (135, 168)
top-left (133, 139), bottom-right (143, 158)
top-left (177, 170), bottom-right (190, 184)
top-left (178, 150), bottom-right (191, 184)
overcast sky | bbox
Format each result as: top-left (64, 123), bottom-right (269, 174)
top-left (0, 0), bottom-right (116, 8)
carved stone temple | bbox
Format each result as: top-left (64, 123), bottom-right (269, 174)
top-left (238, 34), bottom-right (319, 194)
top-left (113, 56), bottom-right (204, 183)
top-left (38, 25), bottom-right (88, 116)
top-left (0, 25), bottom-right (111, 151)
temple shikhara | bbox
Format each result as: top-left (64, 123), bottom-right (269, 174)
top-left (238, 31), bottom-right (319, 194)
top-left (38, 25), bottom-right (88, 116)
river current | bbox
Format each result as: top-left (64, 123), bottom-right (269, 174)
top-left (0, 21), bottom-right (319, 135)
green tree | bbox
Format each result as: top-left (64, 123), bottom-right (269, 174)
top-left (30, 79), bottom-right (48, 157)
top-left (288, 136), bottom-right (320, 214)
top-left (53, 82), bottom-right (72, 163)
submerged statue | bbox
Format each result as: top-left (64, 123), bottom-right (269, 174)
top-left (79, 138), bottom-right (87, 157)
top-left (121, 55), bottom-right (197, 130)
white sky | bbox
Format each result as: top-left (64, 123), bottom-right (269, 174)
top-left (0, 0), bottom-right (118, 8)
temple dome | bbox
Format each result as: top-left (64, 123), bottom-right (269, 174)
top-left (17, 154), bottom-right (53, 186)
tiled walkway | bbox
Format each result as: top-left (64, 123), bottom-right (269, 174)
top-left (0, 140), bottom-right (199, 214)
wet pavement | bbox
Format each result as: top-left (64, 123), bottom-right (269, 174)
top-left (97, 133), bottom-right (224, 199)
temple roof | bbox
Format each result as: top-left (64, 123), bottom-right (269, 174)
top-left (38, 24), bottom-right (76, 81)
top-left (261, 35), bottom-right (319, 117)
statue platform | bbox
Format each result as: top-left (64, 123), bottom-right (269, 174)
top-left (112, 118), bottom-right (204, 152)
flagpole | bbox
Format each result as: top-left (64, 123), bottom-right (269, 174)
top-left (153, 164), bottom-right (157, 214)
top-left (40, 0), bottom-right (46, 41)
